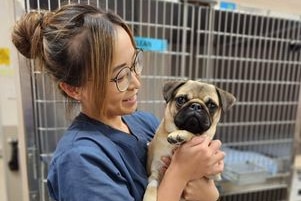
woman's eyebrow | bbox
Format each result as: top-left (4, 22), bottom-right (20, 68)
top-left (112, 50), bottom-right (136, 72)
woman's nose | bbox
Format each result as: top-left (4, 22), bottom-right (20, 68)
top-left (128, 71), bottom-right (141, 90)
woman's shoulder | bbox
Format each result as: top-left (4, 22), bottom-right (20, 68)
top-left (51, 125), bottom-right (119, 163)
top-left (129, 111), bottom-right (160, 124)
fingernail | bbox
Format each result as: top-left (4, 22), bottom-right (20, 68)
top-left (161, 156), bottom-right (168, 161)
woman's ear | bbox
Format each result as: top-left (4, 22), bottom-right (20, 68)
top-left (59, 82), bottom-right (81, 101)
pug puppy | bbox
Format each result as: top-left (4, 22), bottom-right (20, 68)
top-left (143, 80), bottom-right (236, 201)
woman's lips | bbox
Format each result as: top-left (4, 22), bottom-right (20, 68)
top-left (123, 94), bottom-right (137, 104)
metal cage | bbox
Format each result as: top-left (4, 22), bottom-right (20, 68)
top-left (15, 0), bottom-right (301, 200)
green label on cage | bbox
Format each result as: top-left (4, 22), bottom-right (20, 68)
top-left (135, 37), bottom-right (167, 52)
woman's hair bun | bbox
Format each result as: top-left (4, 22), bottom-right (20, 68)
top-left (11, 11), bottom-right (45, 59)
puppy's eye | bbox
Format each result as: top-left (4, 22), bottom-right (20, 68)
top-left (175, 96), bottom-right (188, 107)
top-left (206, 100), bottom-right (218, 114)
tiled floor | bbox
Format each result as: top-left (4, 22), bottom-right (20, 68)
top-left (0, 156), bottom-right (7, 201)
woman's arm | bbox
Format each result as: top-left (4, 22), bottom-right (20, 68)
top-left (182, 177), bottom-right (220, 201)
top-left (182, 159), bottom-right (224, 201)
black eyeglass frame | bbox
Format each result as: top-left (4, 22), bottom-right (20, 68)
top-left (110, 48), bottom-right (143, 92)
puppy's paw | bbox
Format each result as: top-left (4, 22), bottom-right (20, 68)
top-left (167, 134), bottom-right (185, 145)
top-left (167, 130), bottom-right (193, 145)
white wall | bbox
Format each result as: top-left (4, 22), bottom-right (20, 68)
top-left (229, 0), bottom-right (301, 15)
top-left (0, 0), bottom-right (19, 148)
top-left (0, 0), bottom-right (18, 196)
top-left (215, 0), bottom-right (301, 18)
top-left (0, 0), bottom-right (29, 200)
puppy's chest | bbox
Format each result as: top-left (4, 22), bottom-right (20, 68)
top-left (152, 136), bottom-right (176, 157)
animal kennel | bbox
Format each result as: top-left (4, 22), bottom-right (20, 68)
top-left (11, 0), bottom-right (301, 200)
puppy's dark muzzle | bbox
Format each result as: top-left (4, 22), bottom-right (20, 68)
top-left (174, 103), bottom-right (211, 134)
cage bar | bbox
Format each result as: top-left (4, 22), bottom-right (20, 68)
top-left (16, 0), bottom-right (301, 200)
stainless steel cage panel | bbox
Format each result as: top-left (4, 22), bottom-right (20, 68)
top-left (16, 0), bottom-right (301, 201)
top-left (194, 7), bottom-right (301, 201)
top-left (22, 0), bottom-right (194, 200)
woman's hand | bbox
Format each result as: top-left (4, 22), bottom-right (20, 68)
top-left (170, 135), bottom-right (225, 182)
top-left (182, 178), bottom-right (220, 201)
top-left (157, 136), bottom-right (224, 201)
top-left (159, 156), bottom-right (171, 181)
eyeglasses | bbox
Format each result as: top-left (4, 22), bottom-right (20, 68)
top-left (110, 49), bottom-right (143, 92)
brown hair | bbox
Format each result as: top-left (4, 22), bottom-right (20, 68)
top-left (12, 4), bottom-right (135, 115)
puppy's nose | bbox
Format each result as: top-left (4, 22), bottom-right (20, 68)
top-left (190, 103), bottom-right (202, 111)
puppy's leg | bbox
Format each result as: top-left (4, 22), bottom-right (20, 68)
top-left (143, 170), bottom-right (160, 201)
top-left (144, 140), bottom-right (171, 201)
top-left (167, 130), bottom-right (194, 145)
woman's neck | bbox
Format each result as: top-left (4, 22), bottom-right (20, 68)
top-left (106, 116), bottom-right (130, 134)
top-left (82, 110), bottom-right (130, 134)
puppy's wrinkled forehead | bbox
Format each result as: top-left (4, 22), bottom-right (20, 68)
top-left (176, 81), bottom-right (219, 103)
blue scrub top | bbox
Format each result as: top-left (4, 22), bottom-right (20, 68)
top-left (47, 111), bottom-right (160, 201)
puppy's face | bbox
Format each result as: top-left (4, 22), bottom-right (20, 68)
top-left (163, 80), bottom-right (236, 136)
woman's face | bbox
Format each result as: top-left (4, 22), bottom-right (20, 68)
top-left (102, 26), bottom-right (141, 119)
top-left (77, 26), bottom-right (141, 122)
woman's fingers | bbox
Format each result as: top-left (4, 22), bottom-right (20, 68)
top-left (209, 139), bottom-right (222, 152)
top-left (161, 156), bottom-right (171, 167)
top-left (169, 135), bottom-right (225, 181)
top-left (205, 152), bottom-right (225, 177)
top-left (186, 135), bottom-right (209, 147)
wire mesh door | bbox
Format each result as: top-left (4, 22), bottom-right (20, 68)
top-left (196, 8), bottom-right (301, 201)
top-left (21, 0), bottom-right (195, 200)
top-left (146, 4), bottom-right (301, 200)
top-left (17, 0), bottom-right (301, 201)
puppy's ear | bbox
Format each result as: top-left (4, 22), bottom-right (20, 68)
top-left (163, 81), bottom-right (186, 103)
top-left (216, 87), bottom-right (236, 112)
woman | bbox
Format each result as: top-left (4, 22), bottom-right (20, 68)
top-left (12, 4), bottom-right (224, 201)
